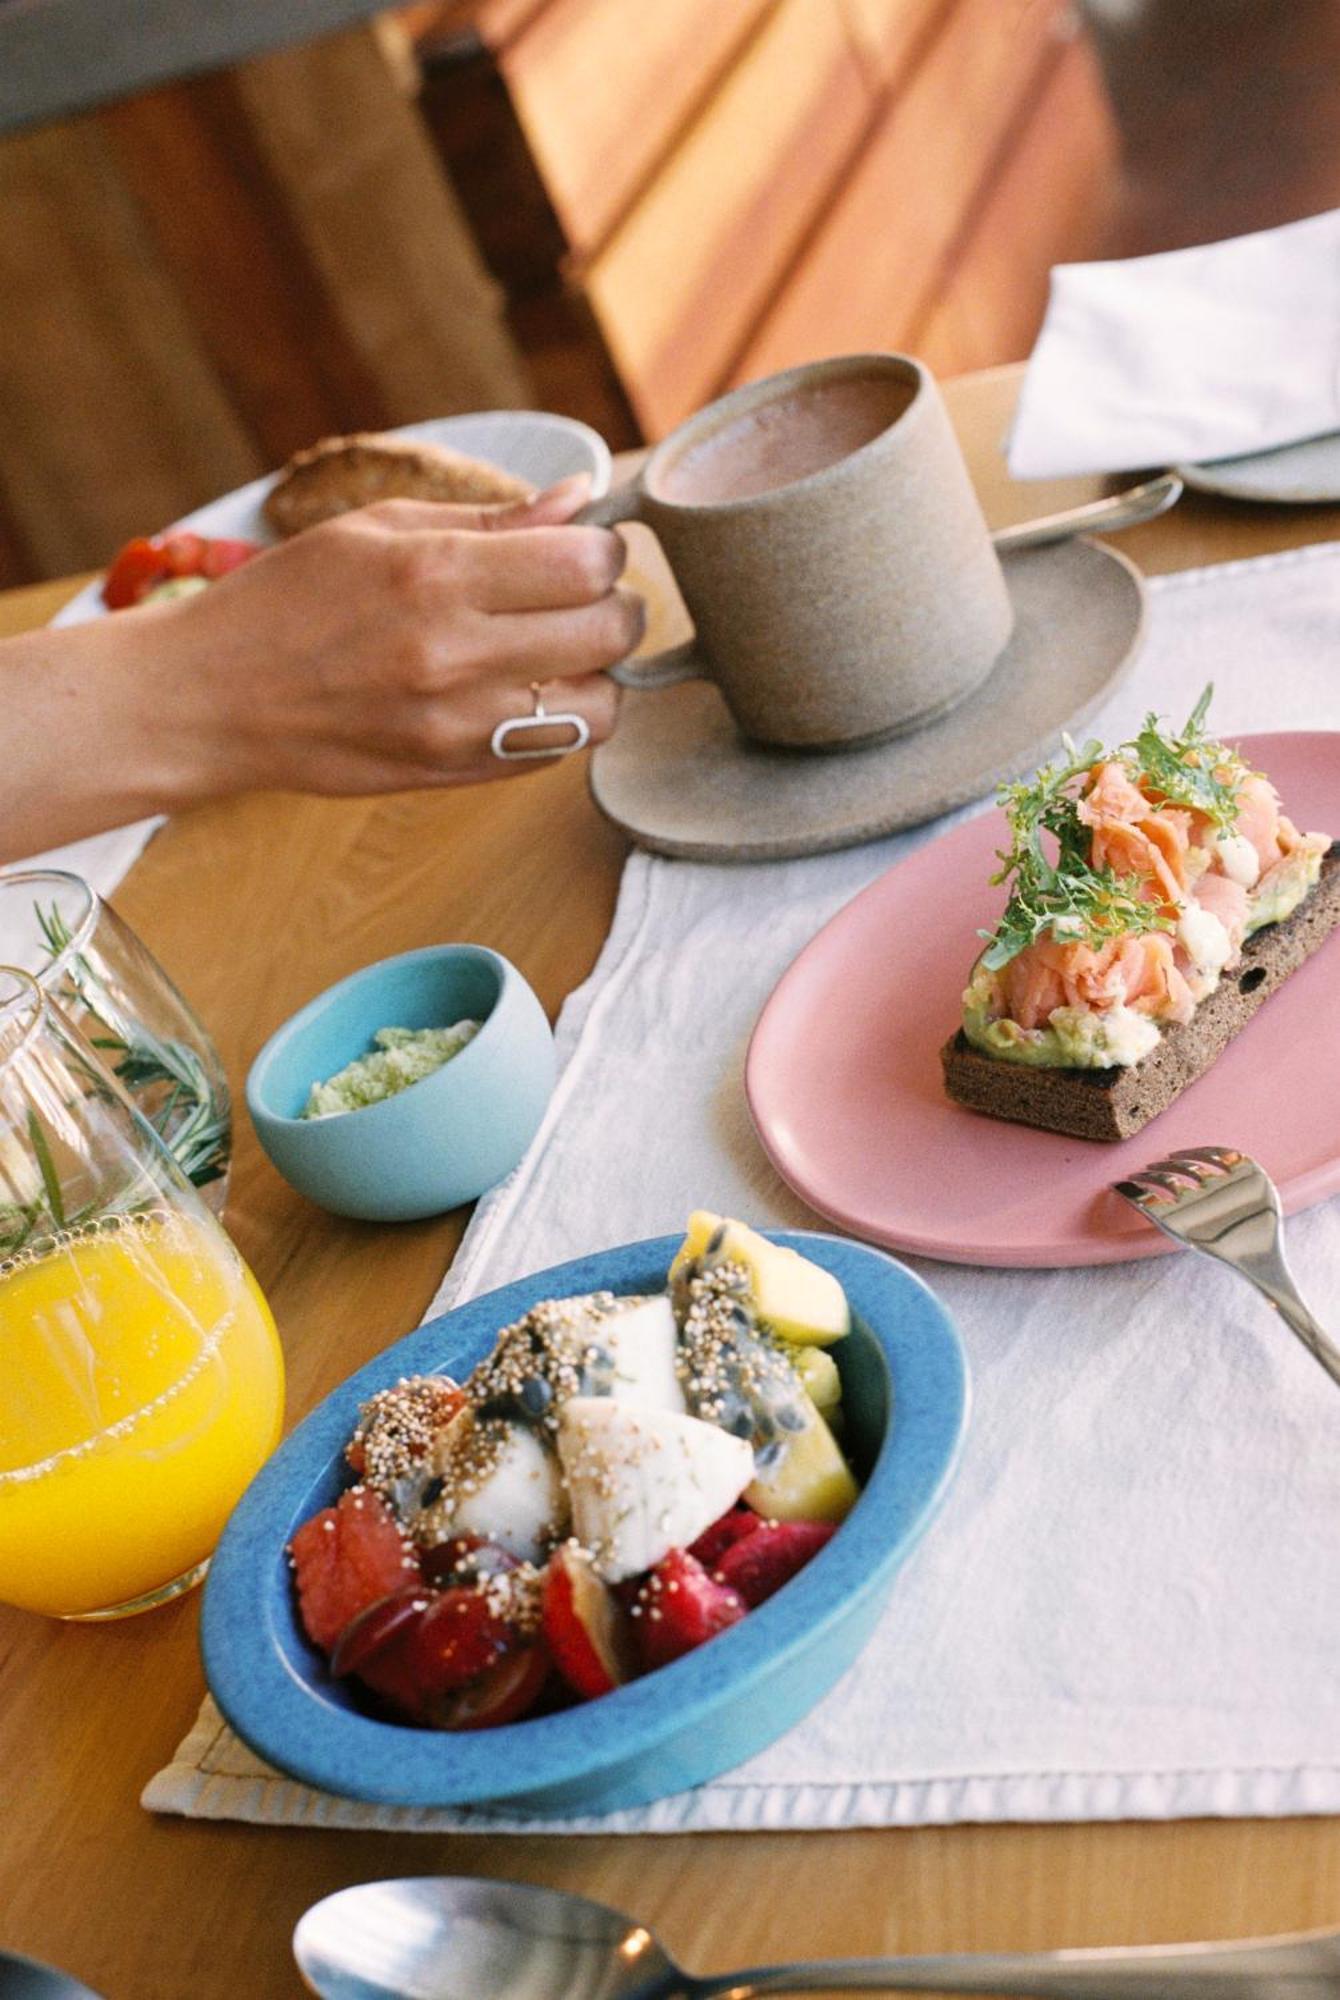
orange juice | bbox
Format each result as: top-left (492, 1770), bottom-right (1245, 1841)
top-left (0, 1208), bottom-right (284, 1617)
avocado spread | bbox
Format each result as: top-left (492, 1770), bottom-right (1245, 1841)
top-left (302, 1021), bottom-right (481, 1118)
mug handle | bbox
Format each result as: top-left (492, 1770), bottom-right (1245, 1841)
top-left (577, 483), bottom-right (703, 691)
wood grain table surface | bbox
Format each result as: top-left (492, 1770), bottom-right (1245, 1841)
top-left (4, 366), bottom-right (1340, 1998)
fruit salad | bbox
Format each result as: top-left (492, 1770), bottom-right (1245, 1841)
top-left (288, 1216), bottom-right (860, 1730)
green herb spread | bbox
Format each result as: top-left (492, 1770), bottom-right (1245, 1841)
top-left (302, 1022), bottom-right (481, 1119)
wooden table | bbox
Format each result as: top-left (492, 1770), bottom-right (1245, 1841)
top-left (5, 368), bottom-right (1340, 1998)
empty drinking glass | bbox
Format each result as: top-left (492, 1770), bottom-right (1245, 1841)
top-left (0, 868), bottom-right (231, 1210)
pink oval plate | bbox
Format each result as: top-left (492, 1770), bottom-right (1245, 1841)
top-left (746, 732), bottom-right (1340, 1268)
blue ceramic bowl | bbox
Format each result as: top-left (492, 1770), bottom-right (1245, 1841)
top-left (202, 1231), bottom-right (969, 1816)
top-left (245, 945), bottom-right (555, 1222)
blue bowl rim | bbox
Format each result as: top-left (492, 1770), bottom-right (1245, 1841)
top-left (201, 1230), bottom-right (970, 1808)
top-left (245, 942), bottom-right (537, 1132)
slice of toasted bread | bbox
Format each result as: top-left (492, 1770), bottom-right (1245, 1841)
top-left (941, 844), bottom-right (1340, 1142)
top-left (263, 432), bottom-right (531, 538)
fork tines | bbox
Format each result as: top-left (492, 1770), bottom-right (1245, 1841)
top-left (1113, 1146), bottom-right (1247, 1205)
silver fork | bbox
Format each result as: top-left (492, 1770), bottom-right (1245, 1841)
top-left (1113, 1146), bottom-right (1340, 1392)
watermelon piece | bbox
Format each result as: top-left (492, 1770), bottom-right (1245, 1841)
top-left (289, 1487), bottom-right (422, 1653)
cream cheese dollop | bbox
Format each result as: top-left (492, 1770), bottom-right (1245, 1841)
top-left (1176, 901), bottom-right (1233, 989)
top-left (1213, 831), bottom-right (1261, 889)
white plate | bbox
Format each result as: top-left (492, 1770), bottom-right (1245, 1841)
top-left (53, 411), bottom-right (613, 629)
top-left (1177, 430), bottom-right (1340, 505)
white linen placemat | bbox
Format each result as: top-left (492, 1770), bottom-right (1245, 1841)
top-left (147, 540), bottom-right (1340, 1833)
top-left (1008, 206), bottom-right (1340, 478)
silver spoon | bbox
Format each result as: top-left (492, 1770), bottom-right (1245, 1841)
top-left (0, 1949), bottom-right (103, 1999)
top-left (990, 472), bottom-right (1183, 553)
top-left (293, 1876), bottom-right (1340, 2000)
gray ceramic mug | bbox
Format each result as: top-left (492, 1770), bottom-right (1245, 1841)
top-left (583, 352), bottom-right (1014, 750)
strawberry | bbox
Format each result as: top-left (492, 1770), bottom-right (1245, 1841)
top-left (633, 1549), bottom-right (746, 1672)
top-left (542, 1543), bottom-right (638, 1699)
top-left (688, 1504), bottom-right (761, 1570)
top-left (197, 535), bottom-right (262, 580)
top-left (100, 531), bottom-right (262, 610)
top-left (102, 537), bottom-right (171, 609)
top-left (289, 1488), bottom-right (422, 1653)
top-left (156, 531), bottom-right (210, 576)
top-left (714, 1520), bottom-right (835, 1608)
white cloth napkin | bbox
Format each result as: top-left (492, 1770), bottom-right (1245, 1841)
top-left (145, 540), bottom-right (1340, 1834)
top-left (0, 820), bottom-right (163, 968)
top-left (1008, 207), bottom-right (1340, 478)
top-left (1, 821), bottom-right (161, 917)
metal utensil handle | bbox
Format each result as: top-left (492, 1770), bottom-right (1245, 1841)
top-left (1240, 1255), bottom-right (1340, 1392)
top-left (1272, 1292), bottom-right (1340, 1390)
top-left (696, 1932), bottom-right (1340, 1998)
top-left (991, 473), bottom-right (1183, 554)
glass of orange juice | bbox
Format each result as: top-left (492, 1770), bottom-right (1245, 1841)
top-left (0, 966), bottom-right (285, 1619)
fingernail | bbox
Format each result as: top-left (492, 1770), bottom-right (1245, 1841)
top-left (545, 472), bottom-right (593, 502)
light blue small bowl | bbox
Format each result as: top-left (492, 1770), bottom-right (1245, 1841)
top-left (245, 945), bottom-right (555, 1222)
top-left (202, 1231), bottom-right (969, 1816)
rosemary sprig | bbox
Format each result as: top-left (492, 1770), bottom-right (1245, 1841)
top-left (26, 1110), bottom-right (65, 1229)
top-left (979, 737), bottom-right (1172, 972)
top-left (0, 1115), bottom-right (86, 1259)
top-left (1122, 683), bottom-right (1242, 830)
top-left (34, 901), bottom-right (230, 1191)
top-left (0, 1198), bottom-right (41, 1259)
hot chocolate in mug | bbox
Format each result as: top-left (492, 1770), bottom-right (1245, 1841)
top-left (585, 352), bottom-right (1014, 749)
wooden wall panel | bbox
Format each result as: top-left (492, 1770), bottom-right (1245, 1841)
top-left (584, 0), bottom-right (875, 437)
top-left (500, 0), bottom-right (778, 256)
top-left (227, 28), bottom-right (530, 425)
top-left (0, 116), bottom-right (262, 576)
top-left (100, 82), bottom-right (389, 465)
top-left (914, 31), bottom-right (1117, 377)
top-left (730, 0), bottom-right (1071, 390)
top-left (0, 23), bottom-right (530, 581)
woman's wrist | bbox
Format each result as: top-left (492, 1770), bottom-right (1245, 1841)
top-left (0, 605), bottom-right (227, 862)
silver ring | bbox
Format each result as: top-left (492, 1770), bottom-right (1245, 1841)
top-left (490, 681), bottom-right (591, 762)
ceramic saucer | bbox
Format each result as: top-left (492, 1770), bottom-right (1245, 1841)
top-left (590, 536), bottom-right (1145, 862)
top-left (1178, 430), bottom-right (1340, 505)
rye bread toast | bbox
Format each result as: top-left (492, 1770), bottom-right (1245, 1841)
top-left (941, 843), bottom-right (1340, 1142)
top-left (263, 433), bottom-right (530, 538)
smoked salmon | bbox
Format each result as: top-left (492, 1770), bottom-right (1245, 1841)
top-left (969, 698), bottom-right (1330, 1065)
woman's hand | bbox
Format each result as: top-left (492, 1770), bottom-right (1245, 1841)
top-left (143, 476), bottom-right (642, 798)
top-left (0, 477), bottom-right (643, 863)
